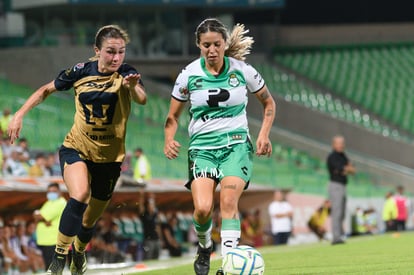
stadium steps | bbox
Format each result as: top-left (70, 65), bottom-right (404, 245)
top-left (273, 42), bottom-right (414, 137)
top-left (253, 62), bottom-right (410, 142)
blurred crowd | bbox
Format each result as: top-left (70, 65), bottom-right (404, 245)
top-left (0, 136), bottom-right (61, 178)
top-left (0, 191), bottom-right (274, 274)
top-left (0, 193), bottom-right (196, 274)
top-left (0, 108), bottom-right (61, 178)
top-left (350, 185), bottom-right (411, 236)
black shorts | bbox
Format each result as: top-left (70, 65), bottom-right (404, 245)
top-left (59, 146), bottom-right (121, 201)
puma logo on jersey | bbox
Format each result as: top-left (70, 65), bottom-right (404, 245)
top-left (84, 82), bottom-right (113, 89)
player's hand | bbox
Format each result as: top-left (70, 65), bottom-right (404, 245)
top-left (7, 115), bottom-right (23, 144)
top-left (123, 73), bottom-right (141, 90)
top-left (164, 140), bottom-right (181, 159)
top-left (256, 137), bottom-right (272, 157)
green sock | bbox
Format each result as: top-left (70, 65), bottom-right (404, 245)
top-left (193, 217), bottom-right (213, 248)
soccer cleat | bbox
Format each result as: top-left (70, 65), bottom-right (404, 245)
top-left (331, 239), bottom-right (345, 245)
top-left (194, 244), bottom-right (212, 275)
top-left (70, 245), bottom-right (87, 275)
top-left (216, 267), bottom-right (225, 275)
top-left (46, 253), bottom-right (66, 275)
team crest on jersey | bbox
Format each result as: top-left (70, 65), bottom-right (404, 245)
top-left (228, 74), bottom-right (240, 87)
top-left (73, 63), bottom-right (85, 72)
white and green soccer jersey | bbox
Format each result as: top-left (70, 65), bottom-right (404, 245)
top-left (172, 56), bottom-right (265, 149)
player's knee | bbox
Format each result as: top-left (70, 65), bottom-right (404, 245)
top-left (70, 190), bottom-right (90, 203)
top-left (194, 205), bottom-right (213, 221)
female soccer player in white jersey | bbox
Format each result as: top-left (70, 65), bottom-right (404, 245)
top-left (164, 18), bottom-right (276, 275)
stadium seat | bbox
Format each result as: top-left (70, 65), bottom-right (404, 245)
top-left (273, 42), bottom-right (414, 137)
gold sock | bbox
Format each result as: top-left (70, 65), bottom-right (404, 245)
top-left (55, 232), bottom-right (74, 255)
top-left (73, 236), bottom-right (88, 253)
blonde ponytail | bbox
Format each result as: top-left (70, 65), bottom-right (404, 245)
top-left (225, 24), bottom-right (254, 61)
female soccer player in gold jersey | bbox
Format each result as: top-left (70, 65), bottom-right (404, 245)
top-left (8, 25), bottom-right (146, 275)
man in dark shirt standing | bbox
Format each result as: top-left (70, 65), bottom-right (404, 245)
top-left (139, 191), bottom-right (161, 260)
top-left (327, 135), bottom-right (355, 245)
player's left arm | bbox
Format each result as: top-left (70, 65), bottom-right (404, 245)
top-left (123, 73), bottom-right (147, 105)
top-left (254, 85), bottom-right (276, 157)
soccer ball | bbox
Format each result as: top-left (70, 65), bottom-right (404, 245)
top-left (222, 245), bottom-right (265, 275)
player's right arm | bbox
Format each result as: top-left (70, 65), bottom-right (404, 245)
top-left (164, 97), bottom-right (185, 159)
top-left (8, 80), bottom-right (57, 144)
top-left (164, 69), bottom-right (189, 160)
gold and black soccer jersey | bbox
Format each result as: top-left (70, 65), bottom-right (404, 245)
top-left (54, 61), bottom-right (142, 163)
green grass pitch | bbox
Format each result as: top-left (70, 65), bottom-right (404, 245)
top-left (129, 232), bottom-right (414, 274)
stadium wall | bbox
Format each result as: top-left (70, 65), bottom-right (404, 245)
top-left (0, 46), bottom-right (91, 88)
top-left (2, 23), bottom-right (414, 87)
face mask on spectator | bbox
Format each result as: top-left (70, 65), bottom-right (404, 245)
top-left (47, 192), bottom-right (59, 201)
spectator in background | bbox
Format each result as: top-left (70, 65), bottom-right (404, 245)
top-left (0, 108), bottom-right (12, 139)
top-left (15, 223), bottom-right (45, 273)
top-left (394, 185), bottom-right (410, 231)
top-left (160, 213), bottom-right (182, 257)
top-left (210, 209), bottom-right (221, 253)
top-left (128, 210), bottom-right (145, 262)
top-left (16, 137), bottom-right (30, 163)
top-left (268, 190), bottom-right (293, 245)
top-left (111, 211), bottom-right (129, 255)
top-left (240, 209), bottom-right (264, 248)
top-left (240, 210), bottom-right (256, 247)
top-left (45, 152), bottom-right (61, 177)
top-left (308, 200), bottom-right (331, 241)
top-left (133, 148), bottom-right (152, 184)
top-left (25, 220), bottom-right (44, 263)
top-left (88, 215), bottom-right (124, 264)
top-left (3, 146), bottom-right (28, 176)
top-left (139, 191), bottom-right (161, 260)
top-left (120, 151), bottom-right (133, 176)
top-left (100, 222), bottom-right (125, 263)
top-left (176, 211), bottom-right (192, 247)
top-left (1, 136), bottom-right (13, 160)
top-left (364, 207), bottom-right (378, 234)
top-left (252, 209), bottom-right (264, 247)
top-left (327, 135), bottom-right (355, 245)
top-left (0, 226), bottom-right (7, 274)
top-left (383, 191), bottom-right (398, 232)
top-left (34, 183), bottom-right (67, 268)
top-left (351, 207), bottom-right (368, 236)
top-left (240, 209), bottom-right (264, 247)
top-left (9, 224), bottom-right (33, 273)
top-left (1, 224), bottom-right (29, 274)
top-left (113, 209), bottom-right (144, 262)
top-left (29, 152), bottom-right (48, 177)
top-left (0, 139), bottom-right (3, 177)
